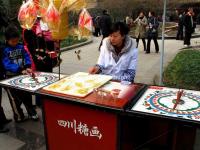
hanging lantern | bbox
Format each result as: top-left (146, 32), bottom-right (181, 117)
top-left (45, 0), bottom-right (60, 32)
top-left (78, 8), bottom-right (93, 38)
top-left (18, 0), bottom-right (38, 30)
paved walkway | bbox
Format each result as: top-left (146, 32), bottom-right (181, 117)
top-left (55, 36), bottom-right (200, 84)
top-left (1, 36), bottom-right (200, 150)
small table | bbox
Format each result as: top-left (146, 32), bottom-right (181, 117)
top-left (126, 86), bottom-right (200, 150)
top-left (38, 81), bottom-right (145, 150)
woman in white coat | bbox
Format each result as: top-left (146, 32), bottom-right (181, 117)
top-left (89, 22), bottom-right (138, 83)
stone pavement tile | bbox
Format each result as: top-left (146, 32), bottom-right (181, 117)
top-left (13, 108), bottom-right (44, 136)
top-left (56, 37), bottom-right (192, 85)
top-left (53, 37), bottom-right (100, 75)
top-left (1, 89), bottom-right (36, 120)
top-left (37, 145), bottom-right (46, 150)
top-left (1, 89), bottom-right (13, 119)
top-left (0, 134), bottom-right (25, 150)
top-left (6, 122), bottom-right (45, 150)
top-left (1, 89), bottom-right (45, 150)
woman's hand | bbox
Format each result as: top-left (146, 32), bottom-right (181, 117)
top-left (88, 66), bottom-right (100, 74)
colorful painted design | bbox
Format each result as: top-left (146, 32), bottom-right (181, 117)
top-left (131, 86), bottom-right (200, 122)
top-left (0, 72), bottom-right (65, 92)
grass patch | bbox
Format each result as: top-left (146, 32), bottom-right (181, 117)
top-left (163, 49), bottom-right (200, 90)
top-left (0, 33), bottom-right (88, 48)
top-left (60, 36), bottom-right (87, 48)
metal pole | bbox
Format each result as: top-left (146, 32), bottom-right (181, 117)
top-left (159, 0), bottom-right (167, 85)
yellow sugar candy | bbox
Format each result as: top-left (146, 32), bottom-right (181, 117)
top-left (61, 86), bottom-right (71, 91)
top-left (75, 82), bottom-right (83, 88)
top-left (77, 88), bottom-right (88, 94)
top-left (49, 84), bottom-right (61, 89)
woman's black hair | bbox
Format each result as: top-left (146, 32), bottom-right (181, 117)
top-left (103, 9), bottom-right (108, 15)
top-left (4, 25), bottom-right (20, 40)
top-left (149, 11), bottom-right (155, 17)
top-left (109, 22), bottom-right (130, 36)
top-left (138, 10), bottom-right (145, 16)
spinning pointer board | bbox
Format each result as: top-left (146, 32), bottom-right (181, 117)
top-left (131, 86), bottom-right (200, 122)
top-left (0, 72), bottom-right (65, 92)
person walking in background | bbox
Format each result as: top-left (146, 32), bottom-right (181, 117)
top-left (125, 15), bottom-right (133, 29)
top-left (93, 16), bottom-right (101, 37)
top-left (176, 9), bottom-right (184, 40)
top-left (146, 11), bottom-right (159, 54)
top-left (183, 8), bottom-right (194, 47)
top-left (134, 11), bottom-right (147, 51)
top-left (98, 9), bottom-right (112, 50)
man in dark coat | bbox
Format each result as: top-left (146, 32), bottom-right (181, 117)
top-left (183, 8), bottom-right (194, 47)
top-left (176, 10), bottom-right (184, 40)
top-left (99, 10), bottom-right (112, 38)
top-left (98, 10), bottom-right (112, 50)
top-left (146, 11), bottom-right (159, 54)
top-left (93, 16), bottom-right (101, 37)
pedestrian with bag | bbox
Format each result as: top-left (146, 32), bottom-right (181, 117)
top-left (134, 11), bottom-right (147, 51)
top-left (183, 8), bottom-right (194, 47)
top-left (146, 11), bottom-right (159, 54)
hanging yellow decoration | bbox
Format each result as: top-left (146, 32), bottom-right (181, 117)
top-left (19, 0), bottom-right (89, 40)
top-left (39, 0), bottom-right (87, 40)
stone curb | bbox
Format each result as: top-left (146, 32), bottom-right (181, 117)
top-left (59, 33), bottom-right (200, 52)
top-left (158, 34), bottom-right (200, 39)
top-left (60, 38), bottom-right (93, 52)
top-left (131, 33), bottom-right (200, 40)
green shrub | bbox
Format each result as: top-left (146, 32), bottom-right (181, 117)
top-left (163, 50), bottom-right (200, 90)
top-left (60, 36), bottom-right (87, 48)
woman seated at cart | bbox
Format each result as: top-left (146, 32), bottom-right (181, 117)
top-left (89, 22), bottom-right (138, 83)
